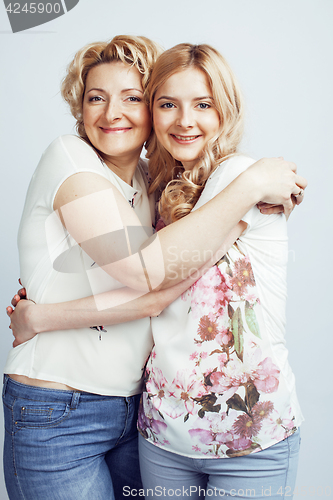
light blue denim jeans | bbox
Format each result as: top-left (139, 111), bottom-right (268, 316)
top-left (2, 375), bottom-right (142, 500)
top-left (139, 429), bottom-right (301, 499)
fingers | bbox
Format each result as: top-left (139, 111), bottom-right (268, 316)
top-left (6, 306), bottom-right (13, 317)
top-left (18, 288), bottom-right (26, 299)
top-left (11, 294), bottom-right (21, 307)
top-left (294, 175), bottom-right (308, 190)
top-left (257, 202), bottom-right (277, 209)
top-left (294, 189), bottom-right (305, 205)
top-left (18, 278), bottom-right (22, 286)
top-left (259, 205), bottom-right (284, 215)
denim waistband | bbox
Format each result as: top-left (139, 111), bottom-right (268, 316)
top-left (3, 374), bottom-right (140, 408)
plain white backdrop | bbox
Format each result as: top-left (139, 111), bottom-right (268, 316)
top-left (0, 1), bottom-right (332, 498)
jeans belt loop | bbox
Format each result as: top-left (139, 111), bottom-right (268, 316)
top-left (70, 391), bottom-right (81, 409)
top-left (2, 374), bottom-right (9, 398)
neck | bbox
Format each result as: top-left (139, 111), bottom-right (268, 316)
top-left (101, 153), bottom-right (141, 185)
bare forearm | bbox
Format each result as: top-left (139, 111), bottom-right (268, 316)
top-left (31, 292), bottom-right (152, 333)
top-left (56, 160), bottom-right (305, 292)
top-left (17, 223), bottom-right (245, 338)
top-left (30, 279), bottom-right (194, 333)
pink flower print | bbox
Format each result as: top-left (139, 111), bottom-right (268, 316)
top-left (196, 266), bottom-right (222, 289)
top-left (190, 351), bottom-right (209, 367)
top-left (266, 408), bottom-right (296, 441)
top-left (214, 268), bottom-right (232, 311)
top-left (181, 288), bottom-right (191, 302)
top-left (189, 428), bottom-right (215, 446)
top-left (251, 401), bottom-right (274, 421)
top-left (243, 292), bottom-right (258, 305)
top-left (225, 436), bottom-right (252, 452)
top-left (146, 368), bottom-right (168, 410)
top-left (217, 353), bottom-right (228, 368)
top-left (165, 369), bottom-right (207, 419)
top-left (252, 357), bottom-right (280, 393)
top-left (190, 266), bottom-right (232, 318)
top-left (232, 413), bottom-right (262, 439)
top-left (209, 346), bottom-right (280, 403)
top-left (209, 357), bottom-right (248, 398)
top-left (229, 256), bottom-right (255, 294)
top-left (197, 316), bottom-right (219, 342)
top-left (189, 413), bottom-right (232, 447)
top-left (215, 328), bottom-right (233, 348)
top-left (138, 393), bottom-right (167, 438)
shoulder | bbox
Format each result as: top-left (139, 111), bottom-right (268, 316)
top-left (197, 154), bottom-right (256, 202)
top-left (43, 135), bottom-right (99, 163)
top-left (38, 135), bottom-right (104, 179)
top-left (209, 154), bottom-right (256, 185)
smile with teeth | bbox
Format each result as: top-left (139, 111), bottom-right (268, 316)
top-left (100, 127), bottom-right (131, 133)
top-left (171, 134), bottom-right (200, 142)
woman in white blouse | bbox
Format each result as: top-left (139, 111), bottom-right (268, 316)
top-left (6, 39), bottom-right (305, 500)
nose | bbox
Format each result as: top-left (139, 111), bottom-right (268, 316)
top-left (176, 106), bottom-right (194, 129)
top-left (104, 99), bottom-right (122, 123)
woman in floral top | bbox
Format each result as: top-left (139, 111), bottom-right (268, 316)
top-left (137, 44), bottom-right (304, 499)
top-left (7, 41), bottom-right (306, 500)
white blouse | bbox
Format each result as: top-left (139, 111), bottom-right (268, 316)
top-left (5, 135), bottom-right (154, 396)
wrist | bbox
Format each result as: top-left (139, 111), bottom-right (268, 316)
top-left (237, 168), bottom-right (263, 205)
top-left (28, 302), bottom-right (45, 334)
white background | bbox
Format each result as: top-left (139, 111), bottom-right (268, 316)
top-left (0, 0), bottom-right (332, 498)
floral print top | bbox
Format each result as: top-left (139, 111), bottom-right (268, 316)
top-left (138, 155), bottom-right (303, 458)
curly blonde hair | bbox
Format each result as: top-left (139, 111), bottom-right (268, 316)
top-left (146, 43), bottom-right (244, 224)
top-left (61, 35), bottom-right (162, 140)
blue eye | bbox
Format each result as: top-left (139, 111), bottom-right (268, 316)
top-left (198, 102), bottom-right (210, 109)
top-left (127, 96), bottom-right (142, 102)
top-left (89, 96), bottom-right (103, 102)
top-left (161, 102), bottom-right (175, 109)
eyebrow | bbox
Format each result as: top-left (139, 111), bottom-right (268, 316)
top-left (86, 87), bottom-right (144, 94)
top-left (156, 95), bottom-right (214, 101)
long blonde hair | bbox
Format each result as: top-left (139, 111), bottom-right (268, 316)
top-left (61, 35), bottom-right (162, 141)
top-left (146, 43), bottom-right (244, 223)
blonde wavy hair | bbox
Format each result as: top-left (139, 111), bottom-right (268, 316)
top-left (146, 43), bottom-right (244, 224)
top-left (61, 35), bottom-right (162, 141)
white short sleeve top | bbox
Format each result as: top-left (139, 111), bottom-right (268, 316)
top-left (138, 155), bottom-right (304, 458)
top-left (5, 135), bottom-right (154, 396)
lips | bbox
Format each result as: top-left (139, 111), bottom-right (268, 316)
top-left (171, 134), bottom-right (200, 143)
top-left (100, 127), bottom-right (131, 133)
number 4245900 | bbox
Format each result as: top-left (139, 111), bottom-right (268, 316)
top-left (278, 485), bottom-right (331, 496)
top-left (6, 3), bottom-right (61, 14)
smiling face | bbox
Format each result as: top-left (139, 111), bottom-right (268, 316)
top-left (153, 67), bottom-right (220, 171)
top-left (83, 61), bottom-right (151, 180)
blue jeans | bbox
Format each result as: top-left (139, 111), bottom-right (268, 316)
top-left (3, 375), bottom-right (142, 500)
top-left (139, 430), bottom-right (301, 499)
